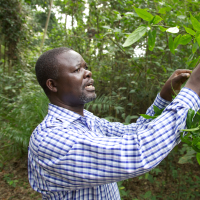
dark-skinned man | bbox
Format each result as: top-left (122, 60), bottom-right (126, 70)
top-left (28, 47), bottom-right (200, 200)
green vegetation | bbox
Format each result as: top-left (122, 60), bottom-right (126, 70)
top-left (141, 105), bottom-right (200, 165)
top-left (0, 0), bottom-right (200, 199)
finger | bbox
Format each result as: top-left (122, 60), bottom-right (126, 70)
top-left (169, 69), bottom-right (191, 80)
top-left (181, 73), bottom-right (190, 78)
top-left (174, 69), bottom-right (192, 76)
top-left (173, 73), bottom-right (190, 83)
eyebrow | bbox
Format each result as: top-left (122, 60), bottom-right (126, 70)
top-left (76, 62), bottom-right (88, 67)
top-left (75, 62), bottom-right (81, 67)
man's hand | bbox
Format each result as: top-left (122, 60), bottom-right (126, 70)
top-left (160, 69), bottom-right (191, 101)
top-left (185, 63), bottom-right (200, 97)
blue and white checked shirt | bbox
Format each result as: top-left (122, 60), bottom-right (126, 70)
top-left (28, 87), bottom-right (200, 200)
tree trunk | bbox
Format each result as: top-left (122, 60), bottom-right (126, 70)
top-left (40, 0), bottom-right (54, 53)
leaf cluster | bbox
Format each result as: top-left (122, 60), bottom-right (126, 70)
top-left (140, 106), bottom-right (200, 165)
top-left (123, 6), bottom-right (200, 68)
top-left (180, 109), bottom-right (200, 165)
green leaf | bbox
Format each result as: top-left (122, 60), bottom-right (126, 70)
top-left (166, 27), bottom-right (179, 33)
top-left (174, 35), bottom-right (182, 49)
top-left (118, 87), bottom-right (127, 90)
top-left (139, 114), bottom-right (157, 119)
top-left (130, 115), bottom-right (139, 119)
top-left (190, 13), bottom-right (200, 32)
top-left (144, 191), bottom-right (152, 198)
top-left (183, 26), bottom-right (196, 36)
top-left (192, 139), bottom-right (200, 153)
top-left (147, 174), bottom-right (154, 183)
top-left (178, 154), bottom-right (195, 164)
top-left (192, 137), bottom-right (200, 146)
top-left (129, 90), bottom-right (136, 93)
top-left (186, 53), bottom-right (194, 66)
top-left (152, 15), bottom-right (163, 25)
top-left (123, 26), bottom-right (147, 47)
top-left (179, 34), bottom-right (192, 45)
top-left (153, 105), bottom-right (164, 115)
top-left (193, 109), bottom-right (200, 126)
top-left (159, 7), bottom-right (171, 14)
top-left (188, 57), bottom-right (200, 68)
top-left (177, 15), bottom-right (186, 20)
top-left (148, 30), bottom-right (156, 51)
top-left (125, 115), bottom-right (131, 124)
top-left (134, 7), bottom-right (154, 22)
top-left (168, 35), bottom-right (175, 54)
top-left (196, 153), bottom-right (200, 165)
top-left (180, 132), bottom-right (192, 146)
top-left (159, 26), bottom-right (167, 32)
top-left (192, 42), bottom-right (199, 54)
top-left (196, 31), bottom-right (200, 47)
top-left (102, 26), bottom-right (111, 29)
top-left (186, 109), bottom-right (195, 129)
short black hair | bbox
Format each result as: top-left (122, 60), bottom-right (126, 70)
top-left (35, 47), bottom-right (71, 94)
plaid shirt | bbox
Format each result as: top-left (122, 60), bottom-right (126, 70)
top-left (28, 87), bottom-right (200, 200)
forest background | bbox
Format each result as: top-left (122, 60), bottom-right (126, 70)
top-left (0, 0), bottom-right (200, 199)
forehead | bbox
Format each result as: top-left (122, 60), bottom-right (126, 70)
top-left (56, 50), bottom-right (84, 69)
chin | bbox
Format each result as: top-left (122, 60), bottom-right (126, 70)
top-left (80, 93), bottom-right (96, 104)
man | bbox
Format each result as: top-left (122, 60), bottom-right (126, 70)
top-left (28, 47), bottom-right (200, 200)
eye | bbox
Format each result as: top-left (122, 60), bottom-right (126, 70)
top-left (85, 66), bottom-right (88, 70)
top-left (74, 68), bottom-right (80, 73)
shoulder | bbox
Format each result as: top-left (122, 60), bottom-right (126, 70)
top-left (29, 120), bottom-right (83, 159)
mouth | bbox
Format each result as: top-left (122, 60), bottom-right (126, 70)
top-left (85, 81), bottom-right (95, 91)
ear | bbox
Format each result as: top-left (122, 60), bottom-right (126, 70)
top-left (46, 79), bottom-right (57, 93)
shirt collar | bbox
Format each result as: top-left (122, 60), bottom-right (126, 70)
top-left (48, 103), bottom-right (94, 125)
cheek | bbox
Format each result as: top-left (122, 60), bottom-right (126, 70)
top-left (58, 75), bottom-right (84, 93)
top-left (69, 76), bottom-right (84, 88)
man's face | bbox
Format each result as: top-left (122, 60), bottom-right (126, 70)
top-left (55, 50), bottom-right (96, 106)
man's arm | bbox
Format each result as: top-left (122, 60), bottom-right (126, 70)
top-left (99, 94), bottom-right (170, 137)
top-left (100, 69), bottom-right (192, 137)
top-left (185, 63), bottom-right (200, 97)
top-left (31, 88), bottom-right (200, 190)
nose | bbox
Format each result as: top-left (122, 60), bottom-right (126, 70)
top-left (84, 69), bottom-right (92, 78)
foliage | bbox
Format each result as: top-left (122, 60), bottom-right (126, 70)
top-left (1, 0), bottom-right (200, 198)
top-left (123, 6), bottom-right (200, 68)
top-left (0, 77), bottom-right (49, 160)
top-left (3, 173), bottom-right (19, 188)
top-left (117, 180), bottom-right (130, 200)
top-left (141, 105), bottom-right (200, 165)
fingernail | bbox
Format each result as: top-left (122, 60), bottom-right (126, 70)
top-left (186, 73), bottom-right (190, 77)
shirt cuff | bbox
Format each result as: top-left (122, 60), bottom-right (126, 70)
top-left (173, 87), bottom-right (200, 112)
top-left (154, 93), bottom-right (171, 109)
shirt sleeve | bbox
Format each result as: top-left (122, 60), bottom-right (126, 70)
top-left (36, 87), bottom-right (200, 190)
top-left (98, 93), bottom-right (171, 137)
top-left (136, 93), bottom-right (171, 125)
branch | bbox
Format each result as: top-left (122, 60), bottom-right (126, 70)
top-left (107, 36), bottom-right (128, 56)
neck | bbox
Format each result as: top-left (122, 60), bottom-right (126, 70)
top-left (49, 97), bottom-right (85, 116)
